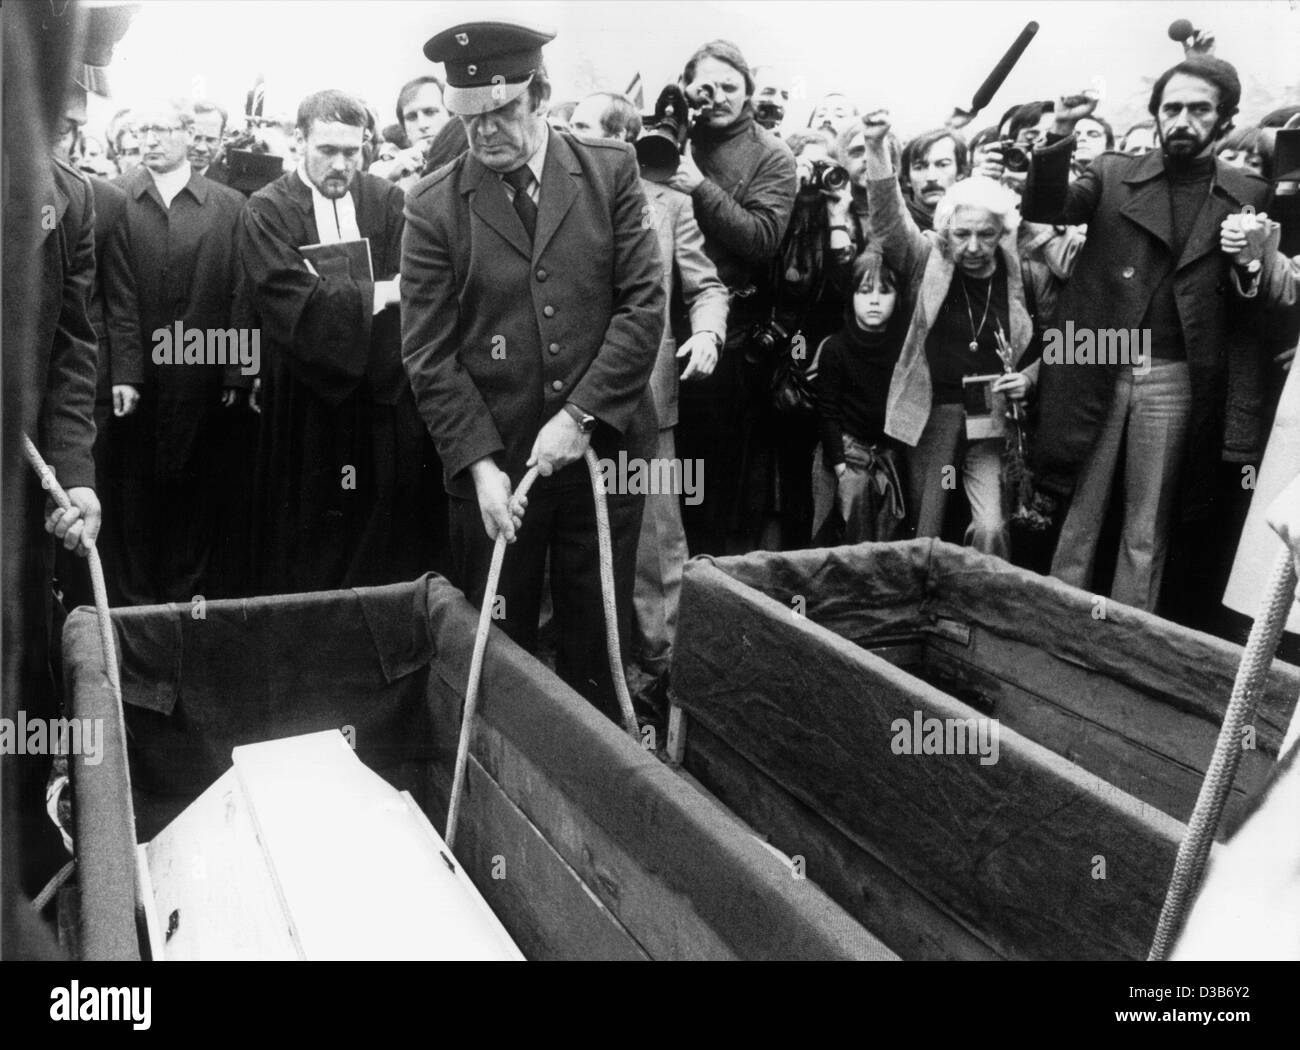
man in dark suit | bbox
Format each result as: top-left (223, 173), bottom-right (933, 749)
top-left (402, 21), bottom-right (664, 719)
top-left (104, 99), bottom-right (246, 604)
top-left (1023, 56), bottom-right (1288, 614)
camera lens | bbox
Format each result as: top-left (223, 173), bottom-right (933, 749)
top-left (823, 164), bottom-right (849, 192)
top-left (1002, 143), bottom-right (1030, 173)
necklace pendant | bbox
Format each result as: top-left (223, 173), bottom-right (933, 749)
top-left (969, 340), bottom-right (979, 353)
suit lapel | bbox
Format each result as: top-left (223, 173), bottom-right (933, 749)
top-left (532, 130), bottom-right (581, 261)
top-left (464, 152), bottom-right (532, 260)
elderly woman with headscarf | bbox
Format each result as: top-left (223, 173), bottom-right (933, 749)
top-left (855, 112), bottom-right (1064, 560)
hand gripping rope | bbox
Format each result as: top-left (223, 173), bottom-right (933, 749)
top-left (444, 448), bottom-right (640, 851)
top-left (22, 434), bottom-right (138, 908)
top-left (1147, 544), bottom-right (1299, 960)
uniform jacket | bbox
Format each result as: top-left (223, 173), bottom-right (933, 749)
top-left (401, 129), bottom-right (665, 499)
top-left (35, 158), bottom-right (100, 491)
top-left (867, 174), bottom-right (1056, 448)
top-left (1022, 136), bottom-right (1278, 516)
top-left (643, 179), bottom-right (728, 429)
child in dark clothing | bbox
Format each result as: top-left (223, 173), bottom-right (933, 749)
top-left (811, 249), bottom-right (909, 544)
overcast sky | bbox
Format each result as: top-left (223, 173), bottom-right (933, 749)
top-left (89, 0), bottom-right (1300, 140)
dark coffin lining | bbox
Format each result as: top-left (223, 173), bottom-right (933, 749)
top-left (674, 553), bottom-right (1191, 960)
top-left (65, 574), bottom-right (890, 961)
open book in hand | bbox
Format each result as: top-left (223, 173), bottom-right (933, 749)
top-left (299, 238), bottom-right (374, 281)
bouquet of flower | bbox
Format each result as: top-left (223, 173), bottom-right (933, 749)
top-left (992, 323), bottom-right (1055, 531)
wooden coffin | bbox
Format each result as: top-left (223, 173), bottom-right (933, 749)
top-left (670, 539), bottom-right (1300, 961)
top-left (63, 575), bottom-right (892, 961)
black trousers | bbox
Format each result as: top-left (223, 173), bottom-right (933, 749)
top-left (449, 465), bottom-right (643, 723)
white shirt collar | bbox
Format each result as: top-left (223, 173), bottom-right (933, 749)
top-left (298, 162), bottom-right (361, 244)
top-left (149, 163), bottom-right (192, 208)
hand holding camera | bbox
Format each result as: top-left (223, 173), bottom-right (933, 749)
top-left (666, 145), bottom-right (705, 194)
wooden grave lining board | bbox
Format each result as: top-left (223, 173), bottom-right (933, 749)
top-left (683, 719), bottom-right (996, 961)
top-left (920, 628), bottom-right (1268, 829)
top-left (923, 544), bottom-right (1300, 747)
top-left (425, 610), bottom-right (891, 961)
top-left (453, 752), bottom-right (649, 961)
top-left (675, 561), bottom-right (1188, 960)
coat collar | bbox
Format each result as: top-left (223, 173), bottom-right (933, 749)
top-left (1119, 149), bottom-right (1253, 271)
top-left (917, 237), bottom-right (1034, 363)
top-left (123, 164), bottom-right (210, 206)
top-left (461, 127), bottom-right (583, 261)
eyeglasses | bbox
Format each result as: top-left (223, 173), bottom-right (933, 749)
top-left (135, 124), bottom-right (185, 137)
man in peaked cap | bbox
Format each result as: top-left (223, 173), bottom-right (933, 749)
top-left (401, 20), bottom-right (665, 721)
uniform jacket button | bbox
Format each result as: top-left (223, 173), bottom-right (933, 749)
top-left (548, 342), bottom-right (560, 355)
top-left (536, 269), bottom-right (548, 281)
top-left (551, 379), bottom-right (564, 392)
top-left (1122, 266), bottom-right (1135, 278)
top-left (543, 305), bottom-right (555, 317)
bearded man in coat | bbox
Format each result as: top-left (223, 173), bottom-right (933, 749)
top-left (239, 89), bottom-right (447, 595)
top-left (1023, 56), bottom-right (1292, 615)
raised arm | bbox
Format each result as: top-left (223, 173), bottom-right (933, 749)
top-left (1022, 91), bottom-right (1105, 226)
top-left (858, 112), bottom-right (927, 277)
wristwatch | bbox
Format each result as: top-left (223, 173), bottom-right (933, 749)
top-left (563, 402), bottom-right (598, 433)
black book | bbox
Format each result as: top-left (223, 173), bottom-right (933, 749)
top-left (298, 238), bottom-right (374, 281)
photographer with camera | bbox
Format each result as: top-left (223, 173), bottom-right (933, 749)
top-left (666, 39), bottom-right (797, 556)
top-left (859, 110), bottom-right (1061, 561)
top-left (743, 128), bottom-right (855, 549)
top-left (752, 65), bottom-right (788, 134)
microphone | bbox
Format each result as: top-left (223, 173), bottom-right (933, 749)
top-left (969, 21), bottom-right (1040, 114)
top-left (1168, 19), bottom-right (1195, 43)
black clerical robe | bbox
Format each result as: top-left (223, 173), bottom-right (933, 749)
top-left (238, 169), bottom-right (446, 595)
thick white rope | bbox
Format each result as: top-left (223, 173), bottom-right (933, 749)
top-left (445, 449), bottom-right (639, 851)
top-left (22, 435), bottom-right (138, 857)
top-left (1148, 545), bottom-right (1299, 960)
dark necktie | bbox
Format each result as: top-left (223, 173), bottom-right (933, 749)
top-left (503, 165), bottom-right (537, 241)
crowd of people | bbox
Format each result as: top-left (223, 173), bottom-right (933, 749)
top-left (36, 22), bottom-right (1300, 733)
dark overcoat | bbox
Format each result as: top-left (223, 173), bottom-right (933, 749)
top-left (1022, 137), bottom-right (1276, 520)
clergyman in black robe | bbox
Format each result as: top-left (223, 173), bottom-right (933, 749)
top-left (237, 116), bottom-right (447, 595)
